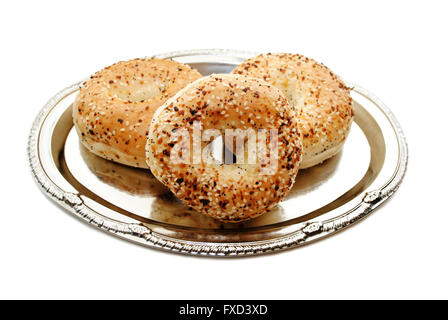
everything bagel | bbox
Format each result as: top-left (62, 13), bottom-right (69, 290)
top-left (146, 74), bottom-right (303, 222)
top-left (232, 53), bottom-right (354, 169)
top-left (73, 58), bottom-right (202, 168)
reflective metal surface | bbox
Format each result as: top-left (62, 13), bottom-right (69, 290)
top-left (28, 49), bottom-right (408, 256)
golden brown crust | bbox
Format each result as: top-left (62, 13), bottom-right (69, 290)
top-left (232, 53), bottom-right (353, 169)
top-left (146, 74), bottom-right (303, 222)
top-left (73, 58), bottom-right (202, 168)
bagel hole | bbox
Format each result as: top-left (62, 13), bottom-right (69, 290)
top-left (207, 135), bottom-right (237, 165)
top-left (207, 135), bottom-right (255, 165)
top-left (112, 81), bottom-right (169, 102)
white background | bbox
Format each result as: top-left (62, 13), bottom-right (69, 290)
top-left (1, 0), bottom-right (447, 299)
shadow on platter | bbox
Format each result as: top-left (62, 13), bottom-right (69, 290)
top-left (287, 151), bottom-right (342, 198)
top-left (79, 144), bottom-right (170, 197)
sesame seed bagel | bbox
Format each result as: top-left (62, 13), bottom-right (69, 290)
top-left (232, 53), bottom-right (354, 169)
top-left (73, 58), bottom-right (202, 168)
top-left (146, 74), bottom-right (303, 222)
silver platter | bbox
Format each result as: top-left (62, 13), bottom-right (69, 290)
top-left (28, 49), bottom-right (408, 257)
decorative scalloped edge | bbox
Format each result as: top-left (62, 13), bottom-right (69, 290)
top-left (27, 50), bottom-right (408, 257)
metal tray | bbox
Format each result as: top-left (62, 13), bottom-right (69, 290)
top-left (28, 49), bottom-right (408, 256)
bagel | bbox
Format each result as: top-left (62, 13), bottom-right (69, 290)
top-left (232, 53), bottom-right (354, 169)
top-left (146, 74), bottom-right (303, 222)
top-left (73, 58), bottom-right (202, 168)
